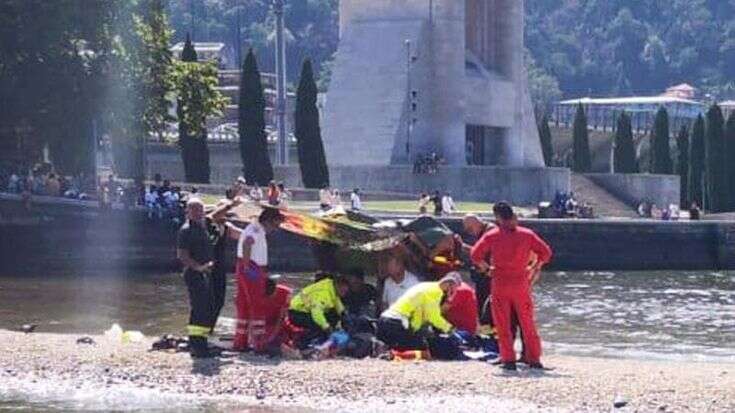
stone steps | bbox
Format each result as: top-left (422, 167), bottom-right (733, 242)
top-left (571, 174), bottom-right (638, 218)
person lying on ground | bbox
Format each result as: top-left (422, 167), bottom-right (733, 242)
top-left (376, 273), bottom-right (460, 351)
top-left (288, 275), bottom-right (350, 349)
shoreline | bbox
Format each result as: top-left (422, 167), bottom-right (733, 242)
top-left (0, 331), bottom-right (733, 412)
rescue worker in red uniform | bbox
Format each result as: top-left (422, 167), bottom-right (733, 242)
top-left (441, 280), bottom-right (479, 335)
top-left (470, 202), bottom-right (552, 371)
top-left (251, 274), bottom-right (292, 354)
top-left (234, 208), bottom-right (284, 351)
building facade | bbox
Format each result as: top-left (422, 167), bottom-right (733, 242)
top-left (322, 0), bottom-right (543, 168)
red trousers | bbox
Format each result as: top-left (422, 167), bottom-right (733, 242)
top-left (491, 280), bottom-right (542, 364)
top-left (233, 259), bottom-right (267, 351)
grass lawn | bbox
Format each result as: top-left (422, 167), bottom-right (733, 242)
top-left (199, 193), bottom-right (537, 217)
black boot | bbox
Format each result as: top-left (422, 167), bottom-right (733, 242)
top-left (189, 336), bottom-right (214, 359)
top-left (500, 362), bottom-right (517, 371)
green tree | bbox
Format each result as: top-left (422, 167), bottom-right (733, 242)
top-left (572, 104), bottom-right (592, 172)
top-left (138, 0), bottom-right (175, 141)
top-left (651, 107), bottom-right (672, 174)
top-left (676, 126), bottom-right (690, 207)
top-left (174, 35), bottom-right (227, 183)
top-left (538, 114), bottom-right (554, 167)
top-left (295, 58), bottom-right (330, 188)
top-left (689, 115), bottom-right (706, 209)
top-left (614, 111), bottom-right (638, 173)
top-left (705, 104), bottom-right (727, 212)
top-left (726, 114), bottom-right (735, 209)
top-left (238, 49), bottom-right (273, 185)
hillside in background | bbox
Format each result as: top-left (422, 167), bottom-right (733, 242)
top-left (168, 0), bottom-right (735, 103)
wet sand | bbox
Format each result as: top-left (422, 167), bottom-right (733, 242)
top-left (0, 330), bottom-right (733, 412)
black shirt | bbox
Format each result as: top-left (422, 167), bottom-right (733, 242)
top-left (430, 196), bottom-right (443, 214)
top-left (177, 220), bottom-right (214, 268)
top-left (342, 283), bottom-right (378, 315)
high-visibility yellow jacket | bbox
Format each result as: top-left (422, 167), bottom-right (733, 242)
top-left (387, 282), bottom-right (452, 333)
top-left (289, 278), bottom-right (345, 330)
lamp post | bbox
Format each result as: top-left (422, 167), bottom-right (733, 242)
top-left (274, 0), bottom-right (288, 165)
top-left (405, 39), bottom-right (412, 160)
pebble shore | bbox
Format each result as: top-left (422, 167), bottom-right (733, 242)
top-left (0, 330), bottom-right (733, 412)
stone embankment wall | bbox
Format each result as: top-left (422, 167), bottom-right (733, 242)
top-left (2, 196), bottom-right (735, 273)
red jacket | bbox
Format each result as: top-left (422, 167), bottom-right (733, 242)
top-left (443, 282), bottom-right (478, 334)
top-left (470, 226), bottom-right (552, 286)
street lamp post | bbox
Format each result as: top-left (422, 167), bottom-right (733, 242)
top-left (405, 39), bottom-right (411, 160)
top-left (274, 0), bottom-right (288, 166)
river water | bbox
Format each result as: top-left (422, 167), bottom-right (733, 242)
top-left (0, 270), bottom-right (734, 411)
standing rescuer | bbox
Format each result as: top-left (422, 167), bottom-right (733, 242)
top-left (176, 198), bottom-right (217, 358)
top-left (234, 207), bottom-right (285, 351)
top-left (470, 202), bottom-right (552, 371)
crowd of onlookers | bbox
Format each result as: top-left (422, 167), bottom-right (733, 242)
top-left (1, 164), bottom-right (98, 200)
top-left (418, 190), bottom-right (456, 216)
top-left (317, 187), bottom-right (363, 212)
top-left (637, 200), bottom-right (700, 221)
top-left (413, 152), bottom-right (445, 175)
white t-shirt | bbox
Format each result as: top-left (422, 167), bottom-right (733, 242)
top-left (250, 187), bottom-right (263, 201)
top-left (382, 271), bottom-right (420, 308)
top-left (319, 189), bottom-right (332, 205)
top-left (350, 192), bottom-right (362, 210)
top-left (442, 196), bottom-right (455, 213)
top-left (237, 221), bottom-right (268, 266)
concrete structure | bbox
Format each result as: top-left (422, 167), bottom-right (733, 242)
top-left (323, 0), bottom-right (543, 168)
top-left (146, 144), bottom-right (569, 204)
top-left (585, 173), bottom-right (680, 210)
top-left (4, 193), bottom-right (735, 272)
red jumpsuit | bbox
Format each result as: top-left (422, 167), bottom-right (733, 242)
top-left (251, 284), bottom-right (291, 352)
top-left (470, 225), bottom-right (552, 364)
top-left (233, 258), bottom-right (268, 351)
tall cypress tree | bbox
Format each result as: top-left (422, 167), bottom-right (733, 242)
top-left (614, 111), bottom-right (638, 173)
top-left (178, 35), bottom-right (203, 182)
top-left (538, 114), bottom-right (554, 167)
top-left (238, 49), bottom-right (273, 185)
top-left (676, 126), bottom-right (690, 207)
top-left (706, 104), bottom-right (727, 212)
top-left (572, 104), bottom-right (592, 172)
top-left (175, 34), bottom-right (225, 183)
top-left (651, 107), bottom-right (672, 174)
top-left (726, 114), bottom-right (735, 209)
top-left (689, 115), bottom-right (706, 209)
top-left (295, 59), bottom-right (330, 188)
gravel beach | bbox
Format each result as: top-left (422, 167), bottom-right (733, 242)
top-left (0, 330), bottom-right (733, 412)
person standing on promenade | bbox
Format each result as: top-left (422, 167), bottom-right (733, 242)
top-left (176, 198), bottom-right (217, 358)
top-left (470, 202), bottom-right (552, 371)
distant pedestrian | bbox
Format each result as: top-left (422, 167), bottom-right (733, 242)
top-left (689, 202), bottom-right (701, 221)
top-left (441, 192), bottom-right (456, 215)
top-left (250, 184), bottom-right (263, 202)
top-left (418, 192), bottom-right (430, 214)
top-left (319, 186), bottom-right (332, 211)
top-left (350, 188), bottom-right (362, 211)
top-left (277, 183), bottom-right (291, 209)
top-left (430, 190), bottom-right (443, 216)
top-left (267, 181), bottom-right (280, 206)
